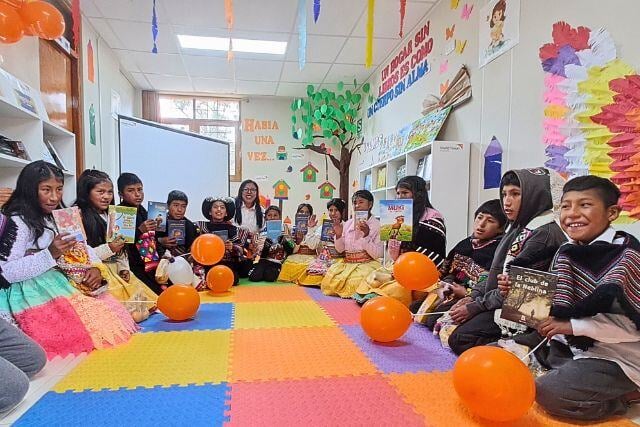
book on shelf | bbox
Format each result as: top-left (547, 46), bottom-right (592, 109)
top-left (0, 136), bottom-right (29, 160)
top-left (147, 201), bottom-right (167, 232)
top-left (363, 174), bottom-right (372, 191)
top-left (43, 140), bottom-right (67, 171)
top-left (379, 199), bottom-right (413, 242)
top-left (167, 219), bottom-right (186, 245)
top-left (320, 219), bottom-right (335, 242)
top-left (416, 158), bottom-right (425, 177)
top-left (500, 266), bottom-right (558, 328)
top-left (396, 164), bottom-right (407, 183)
top-left (106, 205), bottom-right (137, 243)
top-left (423, 155), bottom-right (433, 180)
top-left (52, 206), bottom-right (86, 242)
top-left (377, 166), bottom-right (387, 189)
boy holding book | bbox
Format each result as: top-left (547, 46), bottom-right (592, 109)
top-left (446, 168), bottom-right (566, 355)
top-left (157, 190), bottom-right (199, 257)
top-left (505, 176), bottom-right (640, 421)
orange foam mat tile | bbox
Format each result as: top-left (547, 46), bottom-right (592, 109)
top-left (387, 371), bottom-right (636, 427)
top-left (230, 327), bottom-right (377, 382)
top-left (232, 284), bottom-right (313, 303)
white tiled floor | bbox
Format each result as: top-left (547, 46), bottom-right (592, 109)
top-left (0, 354), bottom-right (86, 426)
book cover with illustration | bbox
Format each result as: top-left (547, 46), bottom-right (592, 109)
top-left (148, 201), bottom-right (167, 232)
top-left (295, 214), bottom-right (309, 235)
top-left (52, 207), bottom-right (86, 242)
top-left (320, 219), bottom-right (335, 242)
top-left (379, 200), bottom-right (413, 241)
top-left (107, 206), bottom-right (137, 243)
top-left (167, 219), bottom-right (186, 245)
top-left (500, 266), bottom-right (558, 327)
top-left (354, 210), bottom-right (369, 232)
top-left (212, 229), bottom-right (229, 242)
top-left (266, 220), bottom-right (282, 241)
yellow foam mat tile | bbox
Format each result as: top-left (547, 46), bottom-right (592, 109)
top-left (199, 290), bottom-right (235, 303)
top-left (387, 371), bottom-right (636, 427)
top-left (54, 330), bottom-right (231, 392)
top-left (234, 301), bottom-right (335, 329)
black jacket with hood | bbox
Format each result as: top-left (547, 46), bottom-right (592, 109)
top-left (466, 168), bottom-right (567, 316)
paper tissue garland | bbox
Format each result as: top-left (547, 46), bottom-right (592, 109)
top-left (298, 0), bottom-right (307, 70)
top-left (539, 21), bottom-right (640, 220)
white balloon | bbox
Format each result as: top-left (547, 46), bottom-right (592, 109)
top-left (167, 257), bottom-right (194, 285)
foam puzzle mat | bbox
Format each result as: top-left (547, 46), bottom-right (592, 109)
top-left (15, 279), bottom-right (637, 426)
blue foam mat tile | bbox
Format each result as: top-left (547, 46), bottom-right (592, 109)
top-left (13, 384), bottom-right (230, 427)
top-left (140, 303), bottom-right (234, 332)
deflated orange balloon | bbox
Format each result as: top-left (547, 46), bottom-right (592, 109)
top-left (453, 346), bottom-right (535, 422)
top-left (207, 265), bottom-right (234, 293)
top-left (157, 285), bottom-right (200, 321)
top-left (360, 296), bottom-right (412, 342)
top-left (191, 234), bottom-right (225, 266)
top-left (0, 3), bottom-right (23, 44)
top-left (393, 251), bottom-right (439, 290)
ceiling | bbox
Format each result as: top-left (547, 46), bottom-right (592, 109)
top-left (82, 0), bottom-right (437, 97)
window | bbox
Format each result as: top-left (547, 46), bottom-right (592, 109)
top-left (158, 95), bottom-right (242, 181)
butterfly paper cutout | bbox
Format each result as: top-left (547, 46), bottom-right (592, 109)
top-left (450, 0), bottom-right (459, 9)
top-left (445, 24), bottom-right (455, 40)
top-left (439, 59), bottom-right (449, 74)
top-left (455, 39), bottom-right (467, 54)
top-left (461, 3), bottom-right (473, 20)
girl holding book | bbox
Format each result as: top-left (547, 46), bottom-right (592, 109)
top-left (353, 176), bottom-right (446, 306)
top-left (298, 198), bottom-right (348, 286)
top-left (198, 196), bottom-right (253, 286)
top-left (75, 169), bottom-right (157, 319)
top-left (277, 203), bottom-right (319, 283)
top-left (321, 190), bottom-right (383, 298)
top-left (249, 206), bottom-right (294, 282)
top-left (0, 161), bottom-right (137, 358)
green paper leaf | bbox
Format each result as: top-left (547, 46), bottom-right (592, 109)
top-left (337, 95), bottom-right (345, 105)
top-left (337, 81), bottom-right (344, 91)
top-left (335, 109), bottom-right (344, 120)
top-left (321, 89), bottom-right (329, 99)
top-left (291, 115), bottom-right (297, 124)
top-left (323, 129), bottom-right (333, 138)
top-left (363, 83), bottom-right (370, 93)
top-left (314, 110), bottom-right (322, 120)
top-left (307, 85), bottom-right (315, 96)
top-left (353, 93), bottom-right (362, 103)
top-left (314, 93), bottom-right (322, 103)
top-left (297, 98), bottom-right (303, 108)
top-left (346, 90), bottom-right (352, 100)
top-left (291, 101), bottom-right (296, 111)
top-left (301, 114), bottom-right (308, 123)
top-left (320, 104), bottom-right (327, 114)
top-left (368, 95), bottom-right (374, 103)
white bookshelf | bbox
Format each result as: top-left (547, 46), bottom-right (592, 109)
top-left (359, 141), bottom-right (470, 251)
top-left (0, 69), bottom-right (77, 205)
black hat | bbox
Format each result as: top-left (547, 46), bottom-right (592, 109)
top-left (202, 196), bottom-right (235, 222)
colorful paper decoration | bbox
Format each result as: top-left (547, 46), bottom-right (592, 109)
top-left (273, 179), bottom-right (291, 200)
top-left (398, 0), bottom-right (406, 38)
top-left (297, 0), bottom-right (307, 70)
top-left (318, 181), bottom-right (336, 199)
top-left (366, 0), bottom-right (375, 68)
top-left (484, 137), bottom-right (503, 189)
top-left (151, 0), bottom-right (158, 53)
top-left (225, 0), bottom-right (233, 61)
top-left (89, 104), bottom-right (96, 146)
top-left (300, 162), bottom-right (319, 182)
top-left (313, 0), bottom-right (321, 22)
top-left (439, 59), bottom-right (449, 74)
top-left (450, 0), bottom-right (460, 9)
top-left (460, 3), bottom-right (473, 20)
top-left (87, 40), bottom-right (95, 83)
top-left (72, 0), bottom-right (80, 50)
top-left (445, 24), bottom-right (455, 40)
top-left (276, 145), bottom-right (288, 160)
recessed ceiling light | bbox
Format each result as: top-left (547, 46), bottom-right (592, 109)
top-left (177, 35), bottom-right (229, 51)
top-left (232, 38), bottom-right (287, 55)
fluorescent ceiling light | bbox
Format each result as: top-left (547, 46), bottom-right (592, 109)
top-left (178, 35), bottom-right (229, 51)
top-left (232, 38), bottom-right (287, 55)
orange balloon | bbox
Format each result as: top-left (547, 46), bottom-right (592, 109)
top-left (19, 1), bottom-right (65, 40)
top-left (393, 251), bottom-right (439, 291)
top-left (191, 234), bottom-right (225, 266)
top-left (453, 346), bottom-right (535, 422)
top-left (1, 0), bottom-right (26, 9)
top-left (157, 285), bottom-right (201, 321)
top-left (206, 265), bottom-right (234, 293)
top-left (0, 3), bottom-right (23, 44)
top-left (360, 296), bottom-right (412, 342)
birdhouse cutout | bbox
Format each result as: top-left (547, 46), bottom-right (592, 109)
top-left (300, 162), bottom-right (319, 183)
top-left (273, 179), bottom-right (291, 200)
top-left (318, 181), bottom-right (336, 199)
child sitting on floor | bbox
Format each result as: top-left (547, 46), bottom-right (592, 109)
top-left (415, 199), bottom-right (506, 330)
top-left (198, 197), bottom-right (252, 287)
top-left (249, 206), bottom-right (294, 282)
top-left (503, 176), bottom-right (640, 422)
top-left (278, 203), bottom-right (318, 283)
top-left (156, 190), bottom-right (199, 257)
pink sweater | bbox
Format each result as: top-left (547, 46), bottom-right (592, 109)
top-left (335, 216), bottom-right (383, 260)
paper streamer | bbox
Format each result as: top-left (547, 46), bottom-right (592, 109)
top-left (151, 0), bottom-right (158, 54)
top-left (313, 0), bottom-right (321, 23)
top-left (72, 0), bottom-right (80, 50)
top-left (483, 137), bottom-right (502, 189)
top-left (366, 0), bottom-right (375, 68)
top-left (225, 0), bottom-right (234, 30)
top-left (298, 0), bottom-right (307, 70)
top-left (399, 0), bottom-right (406, 38)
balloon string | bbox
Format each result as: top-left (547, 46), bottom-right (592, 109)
top-left (521, 337), bottom-right (548, 362)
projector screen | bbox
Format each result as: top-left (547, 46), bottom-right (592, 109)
top-left (119, 116), bottom-right (229, 221)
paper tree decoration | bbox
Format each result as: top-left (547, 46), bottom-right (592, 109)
top-left (273, 179), bottom-right (291, 200)
top-left (318, 181), bottom-right (336, 199)
top-left (300, 162), bottom-right (319, 182)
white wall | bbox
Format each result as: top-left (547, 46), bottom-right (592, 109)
top-left (356, 0), bottom-right (640, 235)
top-left (240, 97), bottom-right (341, 222)
top-left (0, 37), bottom-right (40, 90)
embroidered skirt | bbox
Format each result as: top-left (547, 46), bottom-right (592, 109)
top-left (102, 261), bottom-right (158, 321)
top-left (277, 254), bottom-right (316, 283)
top-left (0, 269), bottom-right (138, 359)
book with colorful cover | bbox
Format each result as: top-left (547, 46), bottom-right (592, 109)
top-left (363, 174), bottom-right (372, 191)
top-left (379, 200), bottom-right (413, 241)
top-left (377, 166), bottom-right (387, 189)
top-left (148, 201), bottom-right (167, 232)
top-left (212, 229), bottom-right (229, 242)
top-left (167, 219), bottom-right (186, 245)
top-left (320, 219), bottom-right (335, 242)
top-left (354, 211), bottom-right (369, 232)
top-left (295, 214), bottom-right (309, 235)
top-left (266, 220), bottom-right (282, 241)
top-left (107, 205), bottom-right (137, 243)
top-left (52, 206), bottom-right (86, 242)
top-left (500, 266), bottom-right (558, 328)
